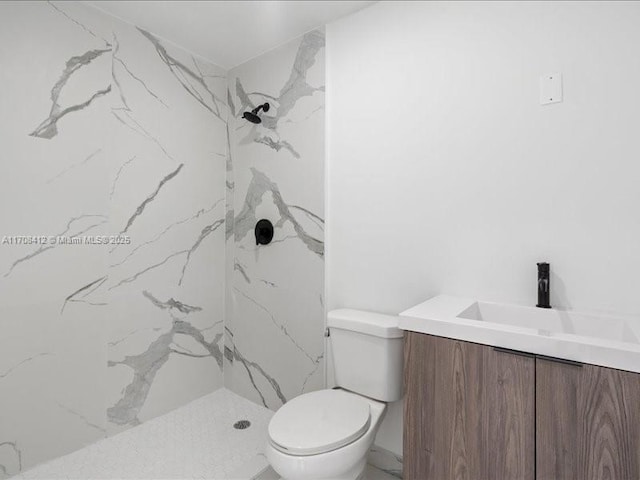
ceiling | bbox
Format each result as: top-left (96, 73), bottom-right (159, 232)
top-left (87, 1), bottom-right (374, 70)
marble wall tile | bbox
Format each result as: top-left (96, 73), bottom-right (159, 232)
top-left (226, 30), bottom-right (325, 409)
top-left (103, 17), bottom-right (227, 436)
top-left (0, 4), bottom-right (326, 477)
top-left (0, 2), bottom-right (227, 476)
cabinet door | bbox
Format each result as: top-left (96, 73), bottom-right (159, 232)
top-left (403, 332), bottom-right (535, 480)
top-left (536, 358), bottom-right (640, 480)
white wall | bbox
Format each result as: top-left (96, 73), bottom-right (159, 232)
top-left (327, 0), bottom-right (640, 456)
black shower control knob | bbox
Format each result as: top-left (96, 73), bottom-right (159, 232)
top-left (255, 219), bottom-right (274, 245)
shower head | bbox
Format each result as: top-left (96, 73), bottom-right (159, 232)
top-left (242, 102), bottom-right (270, 124)
top-left (242, 111), bottom-right (261, 124)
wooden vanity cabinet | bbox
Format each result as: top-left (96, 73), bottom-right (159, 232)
top-left (536, 358), bottom-right (640, 480)
top-left (404, 331), bottom-right (640, 480)
top-left (404, 332), bottom-right (535, 480)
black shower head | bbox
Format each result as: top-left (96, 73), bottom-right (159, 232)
top-left (242, 102), bottom-right (270, 124)
top-left (242, 111), bottom-right (261, 124)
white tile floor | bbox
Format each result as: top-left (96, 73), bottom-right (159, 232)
top-left (14, 388), bottom-right (399, 480)
top-left (15, 389), bottom-right (273, 480)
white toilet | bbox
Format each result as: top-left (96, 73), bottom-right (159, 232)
top-left (265, 309), bottom-right (403, 480)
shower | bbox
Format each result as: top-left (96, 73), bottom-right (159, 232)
top-left (242, 102), bottom-right (270, 124)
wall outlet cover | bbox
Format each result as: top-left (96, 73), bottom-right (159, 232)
top-left (540, 73), bottom-right (563, 105)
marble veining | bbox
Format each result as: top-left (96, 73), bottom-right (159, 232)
top-left (0, 2), bottom-right (227, 476)
top-left (30, 47), bottom-right (112, 139)
top-left (254, 134), bottom-right (300, 159)
top-left (225, 124), bottom-right (235, 241)
top-left (61, 275), bottom-right (109, 314)
top-left (230, 346), bottom-right (287, 408)
top-left (108, 290), bottom-right (224, 427)
top-left (225, 29), bottom-right (325, 409)
top-left (235, 260), bottom-right (251, 284)
top-left (56, 402), bottom-right (108, 437)
top-left (112, 36), bottom-right (169, 110)
top-left (178, 218), bottom-right (225, 285)
top-left (137, 28), bottom-right (225, 121)
top-left (4, 214), bottom-right (107, 278)
top-left (108, 316), bottom-right (223, 426)
top-left (142, 290), bottom-right (202, 314)
top-left (234, 288), bottom-right (319, 366)
top-left (120, 163), bottom-right (184, 234)
top-left (110, 155), bottom-right (138, 198)
top-left (233, 30), bottom-right (325, 157)
top-left (1, 3), bottom-right (325, 477)
top-left (234, 168), bottom-right (323, 257)
top-left (111, 198), bottom-right (223, 268)
top-left (102, 214), bottom-right (224, 291)
top-left (264, 30), bottom-right (325, 122)
top-left (46, 0), bottom-right (110, 46)
top-left (46, 149), bottom-right (103, 185)
top-left (0, 353), bottom-right (52, 380)
top-left (111, 108), bottom-right (176, 161)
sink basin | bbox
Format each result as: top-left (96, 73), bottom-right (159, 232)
top-left (458, 301), bottom-right (640, 344)
top-left (399, 295), bottom-right (640, 374)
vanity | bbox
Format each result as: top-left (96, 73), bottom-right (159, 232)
top-left (399, 295), bottom-right (640, 480)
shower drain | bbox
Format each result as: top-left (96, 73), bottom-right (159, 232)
top-left (234, 420), bottom-right (251, 430)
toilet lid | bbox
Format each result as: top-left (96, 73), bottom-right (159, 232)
top-left (268, 390), bottom-right (371, 456)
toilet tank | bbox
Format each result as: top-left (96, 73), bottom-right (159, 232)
top-left (327, 309), bottom-right (404, 402)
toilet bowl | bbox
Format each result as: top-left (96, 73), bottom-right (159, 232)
top-left (265, 389), bottom-right (386, 480)
top-left (265, 309), bottom-right (404, 480)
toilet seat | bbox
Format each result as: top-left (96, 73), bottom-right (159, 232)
top-left (268, 390), bottom-right (371, 456)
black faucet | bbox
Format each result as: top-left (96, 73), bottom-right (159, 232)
top-left (537, 262), bottom-right (551, 308)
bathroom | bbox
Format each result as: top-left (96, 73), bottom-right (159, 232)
top-left (1, 1), bottom-right (639, 479)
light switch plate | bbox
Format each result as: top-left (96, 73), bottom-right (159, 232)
top-left (540, 73), bottom-right (562, 105)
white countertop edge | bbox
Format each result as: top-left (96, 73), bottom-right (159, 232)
top-left (398, 295), bottom-right (640, 375)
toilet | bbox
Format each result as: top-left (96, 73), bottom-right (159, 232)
top-left (266, 309), bottom-right (404, 480)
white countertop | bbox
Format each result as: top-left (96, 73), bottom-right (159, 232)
top-left (399, 295), bottom-right (640, 374)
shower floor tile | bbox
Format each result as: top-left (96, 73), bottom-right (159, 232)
top-left (15, 389), bottom-right (273, 480)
